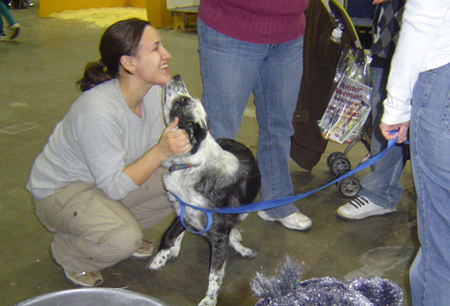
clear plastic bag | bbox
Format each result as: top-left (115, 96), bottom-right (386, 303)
top-left (318, 48), bottom-right (373, 144)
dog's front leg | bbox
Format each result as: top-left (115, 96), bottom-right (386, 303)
top-left (198, 233), bottom-right (229, 306)
top-left (149, 218), bottom-right (185, 270)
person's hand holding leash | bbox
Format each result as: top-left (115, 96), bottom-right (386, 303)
top-left (380, 121), bottom-right (409, 143)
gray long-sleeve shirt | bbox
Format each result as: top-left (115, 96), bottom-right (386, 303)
top-left (26, 79), bottom-right (165, 200)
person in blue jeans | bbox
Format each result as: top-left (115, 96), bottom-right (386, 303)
top-left (197, 0), bottom-right (311, 231)
top-left (0, 1), bottom-right (20, 41)
top-left (337, 0), bottom-right (408, 220)
top-left (380, 0), bottom-right (450, 303)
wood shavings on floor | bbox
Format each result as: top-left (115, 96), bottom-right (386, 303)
top-left (49, 7), bottom-right (147, 28)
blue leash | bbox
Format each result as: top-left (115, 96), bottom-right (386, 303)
top-left (171, 137), bottom-right (401, 234)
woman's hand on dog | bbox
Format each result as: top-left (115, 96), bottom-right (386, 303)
top-left (123, 118), bottom-right (191, 186)
top-left (158, 118), bottom-right (192, 159)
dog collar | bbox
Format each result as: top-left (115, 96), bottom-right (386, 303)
top-left (169, 163), bottom-right (197, 172)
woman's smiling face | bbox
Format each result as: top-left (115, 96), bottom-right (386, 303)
top-left (133, 26), bottom-right (172, 86)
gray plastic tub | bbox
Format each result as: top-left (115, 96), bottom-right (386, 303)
top-left (15, 288), bottom-right (169, 306)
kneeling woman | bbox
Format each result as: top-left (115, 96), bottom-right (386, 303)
top-left (26, 18), bottom-right (191, 287)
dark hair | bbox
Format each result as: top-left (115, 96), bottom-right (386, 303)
top-left (77, 18), bottom-right (151, 92)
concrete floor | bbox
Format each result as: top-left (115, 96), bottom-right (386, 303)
top-left (1, 3), bottom-right (419, 306)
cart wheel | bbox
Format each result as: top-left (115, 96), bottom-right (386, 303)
top-left (327, 152), bottom-right (345, 169)
top-left (337, 175), bottom-right (361, 198)
top-left (330, 156), bottom-right (351, 175)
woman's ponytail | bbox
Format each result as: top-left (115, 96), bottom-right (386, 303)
top-left (76, 60), bottom-right (113, 92)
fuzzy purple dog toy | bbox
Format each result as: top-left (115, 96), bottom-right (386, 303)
top-left (251, 257), bottom-right (403, 306)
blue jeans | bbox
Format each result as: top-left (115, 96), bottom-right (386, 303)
top-left (0, 1), bottom-right (17, 36)
top-left (358, 66), bottom-right (409, 209)
top-left (197, 19), bottom-right (303, 218)
top-left (409, 61), bottom-right (450, 306)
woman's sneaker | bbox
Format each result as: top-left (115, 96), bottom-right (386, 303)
top-left (337, 196), bottom-right (396, 220)
top-left (64, 270), bottom-right (103, 287)
top-left (0, 35), bottom-right (6, 42)
top-left (9, 23), bottom-right (20, 39)
top-left (132, 239), bottom-right (154, 258)
top-left (50, 242), bottom-right (103, 287)
top-left (258, 210), bottom-right (312, 230)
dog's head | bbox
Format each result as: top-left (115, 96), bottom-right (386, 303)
top-left (163, 75), bottom-right (209, 154)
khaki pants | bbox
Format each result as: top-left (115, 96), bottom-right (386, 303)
top-left (34, 167), bottom-right (173, 273)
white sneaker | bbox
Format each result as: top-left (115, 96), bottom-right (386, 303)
top-left (9, 23), bottom-right (20, 39)
top-left (337, 196), bottom-right (396, 220)
top-left (258, 210), bottom-right (312, 230)
top-left (0, 35), bottom-right (6, 42)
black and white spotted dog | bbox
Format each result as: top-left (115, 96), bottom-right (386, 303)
top-left (149, 75), bottom-right (261, 306)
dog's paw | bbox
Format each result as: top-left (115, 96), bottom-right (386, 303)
top-left (229, 229), bottom-right (257, 258)
top-left (198, 296), bottom-right (217, 306)
top-left (240, 247), bottom-right (257, 258)
top-left (149, 232), bottom-right (185, 271)
top-left (148, 249), bottom-right (171, 270)
top-left (231, 242), bottom-right (257, 258)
